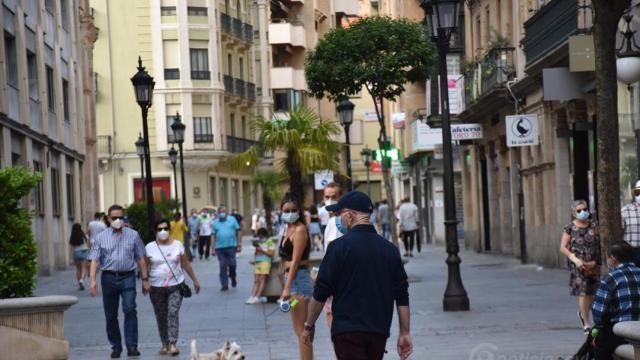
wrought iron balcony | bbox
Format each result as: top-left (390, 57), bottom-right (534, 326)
top-left (227, 136), bottom-right (256, 154)
top-left (243, 23), bottom-right (254, 43)
top-left (246, 82), bottom-right (256, 102)
top-left (221, 13), bottom-right (232, 34)
top-left (97, 135), bottom-right (112, 159)
top-left (524, 0), bottom-right (579, 66)
top-left (234, 78), bottom-right (246, 98)
top-left (223, 75), bottom-right (234, 94)
top-left (232, 18), bottom-right (243, 39)
top-left (464, 47), bottom-right (515, 105)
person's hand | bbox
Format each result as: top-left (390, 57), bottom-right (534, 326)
top-left (211, 249), bottom-right (216, 257)
top-left (89, 279), bottom-right (97, 297)
top-left (236, 245), bottom-right (242, 253)
top-left (397, 333), bottom-right (413, 360)
top-left (194, 280), bottom-right (201, 294)
top-left (280, 286), bottom-right (291, 302)
top-left (142, 280), bottom-right (150, 296)
top-left (302, 324), bottom-right (315, 347)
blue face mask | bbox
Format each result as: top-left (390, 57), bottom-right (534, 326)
top-left (335, 216), bottom-right (347, 234)
top-left (576, 210), bottom-right (590, 221)
top-left (219, 212), bottom-right (227, 220)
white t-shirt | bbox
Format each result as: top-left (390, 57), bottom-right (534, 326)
top-left (199, 217), bottom-right (213, 236)
top-left (323, 216), bottom-right (343, 251)
top-left (145, 241), bottom-right (185, 287)
top-left (398, 202), bottom-right (419, 231)
top-left (318, 206), bottom-right (330, 226)
top-left (87, 220), bottom-right (107, 243)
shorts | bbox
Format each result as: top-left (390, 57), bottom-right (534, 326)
top-left (73, 249), bottom-right (89, 261)
top-left (309, 222), bottom-right (321, 236)
top-left (284, 267), bottom-right (314, 299)
top-left (254, 261), bottom-right (272, 275)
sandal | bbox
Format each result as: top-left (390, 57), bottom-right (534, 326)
top-left (169, 344), bottom-right (180, 356)
top-left (159, 345), bottom-right (168, 355)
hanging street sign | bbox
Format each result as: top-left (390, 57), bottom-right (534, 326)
top-left (506, 114), bottom-right (539, 147)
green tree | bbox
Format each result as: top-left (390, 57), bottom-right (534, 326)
top-left (231, 106), bottom-right (341, 202)
top-left (251, 171), bottom-right (283, 235)
top-left (305, 16), bottom-right (435, 245)
top-left (0, 167), bottom-right (42, 298)
top-left (126, 199), bottom-right (180, 244)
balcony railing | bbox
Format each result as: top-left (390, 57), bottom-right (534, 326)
top-left (524, 0), bottom-right (579, 66)
top-left (194, 133), bottom-right (214, 143)
top-left (227, 136), bottom-right (257, 154)
top-left (235, 78), bottom-right (246, 98)
top-left (465, 47), bottom-right (515, 106)
top-left (223, 75), bottom-right (234, 94)
top-left (246, 82), bottom-right (256, 102)
top-left (97, 135), bottom-right (112, 158)
top-left (164, 68), bottom-right (180, 80)
top-left (232, 18), bottom-right (243, 39)
top-left (243, 23), bottom-right (254, 43)
top-left (191, 70), bottom-right (210, 80)
top-left (221, 13), bottom-right (232, 34)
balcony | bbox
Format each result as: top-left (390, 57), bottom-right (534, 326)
top-left (268, 21), bottom-right (306, 48)
top-left (221, 13), bottom-right (232, 34)
top-left (234, 78), bottom-right (246, 98)
top-left (232, 18), bottom-right (243, 39)
top-left (223, 75), bottom-right (234, 94)
top-left (524, 0), bottom-right (579, 66)
top-left (465, 47), bottom-right (515, 106)
top-left (334, 0), bottom-right (359, 17)
top-left (97, 135), bottom-right (112, 159)
top-left (243, 23), bottom-right (254, 43)
top-left (227, 136), bottom-right (257, 154)
top-left (270, 67), bottom-right (307, 90)
top-left (246, 82), bottom-right (256, 102)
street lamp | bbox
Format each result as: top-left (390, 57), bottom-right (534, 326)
top-left (337, 99), bottom-right (355, 191)
top-left (170, 111), bottom-right (191, 259)
top-left (135, 133), bottom-right (145, 201)
top-left (420, 0), bottom-right (470, 312)
top-left (130, 56), bottom-right (156, 244)
top-left (617, 12), bottom-right (640, 179)
top-left (168, 146), bottom-right (178, 200)
top-left (360, 145), bottom-right (372, 195)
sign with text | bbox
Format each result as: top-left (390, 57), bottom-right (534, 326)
top-left (314, 171), bottom-right (334, 190)
top-left (506, 114), bottom-right (539, 147)
top-left (412, 121), bottom-right (483, 151)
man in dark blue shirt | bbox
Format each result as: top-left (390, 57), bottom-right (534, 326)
top-left (302, 191), bottom-right (413, 360)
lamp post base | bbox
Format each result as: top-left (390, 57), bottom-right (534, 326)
top-left (443, 253), bottom-right (470, 312)
top-left (443, 296), bottom-right (470, 312)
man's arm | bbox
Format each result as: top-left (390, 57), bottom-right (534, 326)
top-left (301, 297), bottom-right (325, 346)
top-left (89, 260), bottom-right (99, 297)
top-left (137, 257), bottom-right (150, 294)
top-left (396, 305), bottom-right (412, 359)
top-left (592, 277), bottom-right (613, 329)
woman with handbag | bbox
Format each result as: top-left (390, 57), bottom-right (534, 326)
top-left (145, 219), bottom-right (201, 356)
top-left (559, 200), bottom-right (601, 335)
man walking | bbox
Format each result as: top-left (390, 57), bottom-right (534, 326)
top-left (198, 210), bottom-right (213, 260)
top-left (320, 182), bottom-right (343, 331)
top-left (88, 204), bottom-right (149, 358)
top-left (187, 209), bottom-right (199, 258)
top-left (211, 205), bottom-right (241, 291)
top-left (302, 191), bottom-right (413, 360)
top-left (591, 241), bottom-right (640, 359)
top-left (87, 211), bottom-right (107, 245)
top-left (621, 180), bottom-right (640, 265)
top-left (378, 199), bottom-right (390, 241)
top-left (398, 197), bottom-right (420, 257)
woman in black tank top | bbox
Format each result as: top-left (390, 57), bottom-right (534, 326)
top-left (279, 193), bottom-right (313, 360)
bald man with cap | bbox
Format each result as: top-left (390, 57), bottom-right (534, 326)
top-left (301, 191), bottom-right (412, 360)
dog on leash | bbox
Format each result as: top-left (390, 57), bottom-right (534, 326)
top-left (191, 340), bottom-right (245, 360)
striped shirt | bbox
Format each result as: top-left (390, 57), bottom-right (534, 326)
top-left (622, 203), bottom-right (640, 247)
top-left (88, 227), bottom-right (146, 271)
top-left (592, 262), bottom-right (640, 329)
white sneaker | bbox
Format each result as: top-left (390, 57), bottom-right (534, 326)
top-left (259, 296), bottom-right (267, 303)
top-left (245, 296), bottom-right (258, 304)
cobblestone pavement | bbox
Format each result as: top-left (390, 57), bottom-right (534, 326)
top-left (35, 238), bottom-right (584, 359)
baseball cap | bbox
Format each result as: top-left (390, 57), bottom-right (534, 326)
top-left (325, 191), bottom-right (374, 213)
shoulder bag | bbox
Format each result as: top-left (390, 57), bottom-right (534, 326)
top-left (155, 241), bottom-right (192, 298)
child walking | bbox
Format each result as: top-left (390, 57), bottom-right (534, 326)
top-left (246, 228), bottom-right (275, 304)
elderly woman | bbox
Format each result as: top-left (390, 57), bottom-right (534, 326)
top-left (559, 200), bottom-right (600, 334)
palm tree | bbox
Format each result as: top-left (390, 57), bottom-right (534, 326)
top-left (251, 171), bottom-right (282, 234)
top-left (231, 106), bottom-right (341, 202)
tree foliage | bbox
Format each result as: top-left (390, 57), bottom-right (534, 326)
top-left (0, 167), bottom-right (42, 298)
top-left (305, 16), bottom-right (435, 104)
top-left (126, 199), bottom-right (180, 244)
top-left (251, 171), bottom-right (284, 235)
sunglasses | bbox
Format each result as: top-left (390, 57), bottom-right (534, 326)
top-left (111, 216), bottom-right (124, 220)
top-left (576, 209), bottom-right (588, 214)
top-left (157, 226), bottom-right (169, 231)
top-left (282, 209), bottom-right (298, 214)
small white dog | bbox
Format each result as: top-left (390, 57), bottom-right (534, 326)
top-left (191, 340), bottom-right (245, 360)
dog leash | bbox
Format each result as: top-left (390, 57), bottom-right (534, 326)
top-left (265, 306), bottom-right (281, 318)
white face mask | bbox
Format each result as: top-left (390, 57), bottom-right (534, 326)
top-left (635, 195), bottom-right (640, 204)
top-left (282, 212), bottom-right (300, 223)
top-left (325, 199), bottom-right (335, 206)
top-left (111, 218), bottom-right (123, 230)
top-left (157, 230), bottom-right (170, 241)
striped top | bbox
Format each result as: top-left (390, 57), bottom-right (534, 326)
top-left (88, 227), bottom-right (146, 271)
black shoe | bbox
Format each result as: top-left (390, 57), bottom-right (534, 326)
top-left (220, 286), bottom-right (229, 291)
top-left (127, 347), bottom-right (140, 357)
top-left (110, 349), bottom-right (122, 358)
top-left (231, 277), bottom-right (237, 288)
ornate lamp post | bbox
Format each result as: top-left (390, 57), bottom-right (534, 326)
top-left (135, 133), bottom-right (145, 201)
top-left (420, 0), bottom-right (470, 312)
top-left (171, 112), bottom-right (191, 259)
top-left (130, 57), bottom-right (156, 243)
top-left (360, 145), bottom-right (372, 195)
top-left (617, 12), bottom-right (640, 179)
top-left (337, 99), bottom-right (355, 191)
top-left (168, 146), bottom-right (178, 200)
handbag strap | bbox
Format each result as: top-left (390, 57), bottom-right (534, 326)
top-left (155, 241), bottom-right (184, 283)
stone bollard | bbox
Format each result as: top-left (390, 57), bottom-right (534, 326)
top-left (0, 295), bottom-right (78, 360)
top-left (613, 321), bottom-right (640, 360)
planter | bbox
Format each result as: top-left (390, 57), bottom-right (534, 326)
top-left (0, 295), bottom-right (78, 360)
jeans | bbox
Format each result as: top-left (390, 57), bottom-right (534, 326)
top-left (198, 235), bottom-right (211, 259)
top-left (216, 247), bottom-right (237, 288)
top-left (149, 285), bottom-right (183, 345)
top-left (381, 223), bottom-right (391, 241)
top-left (101, 271), bottom-right (138, 350)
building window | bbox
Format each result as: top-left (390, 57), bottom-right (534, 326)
top-left (164, 68), bottom-right (180, 79)
top-left (66, 172), bottom-right (74, 219)
top-left (241, 116), bottom-right (247, 138)
top-left (190, 49), bottom-right (210, 79)
top-left (27, 51), bottom-right (38, 100)
top-left (187, 7), bottom-right (207, 16)
top-left (194, 117), bottom-right (213, 143)
top-left (33, 160), bottom-right (45, 216)
top-left (229, 113), bottom-right (235, 137)
top-left (166, 116), bottom-right (176, 143)
top-left (225, 0), bottom-right (230, 13)
top-left (60, 0), bottom-right (68, 30)
top-left (274, 89), bottom-right (304, 112)
top-left (51, 167), bottom-right (60, 216)
top-left (4, 32), bottom-right (18, 87)
top-left (62, 79), bottom-right (70, 121)
top-left (239, 57), bottom-right (244, 80)
top-left (227, 53), bottom-right (232, 75)
top-left (46, 66), bottom-right (55, 112)
top-left (161, 6), bottom-right (176, 16)
top-left (236, 0), bottom-right (241, 18)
